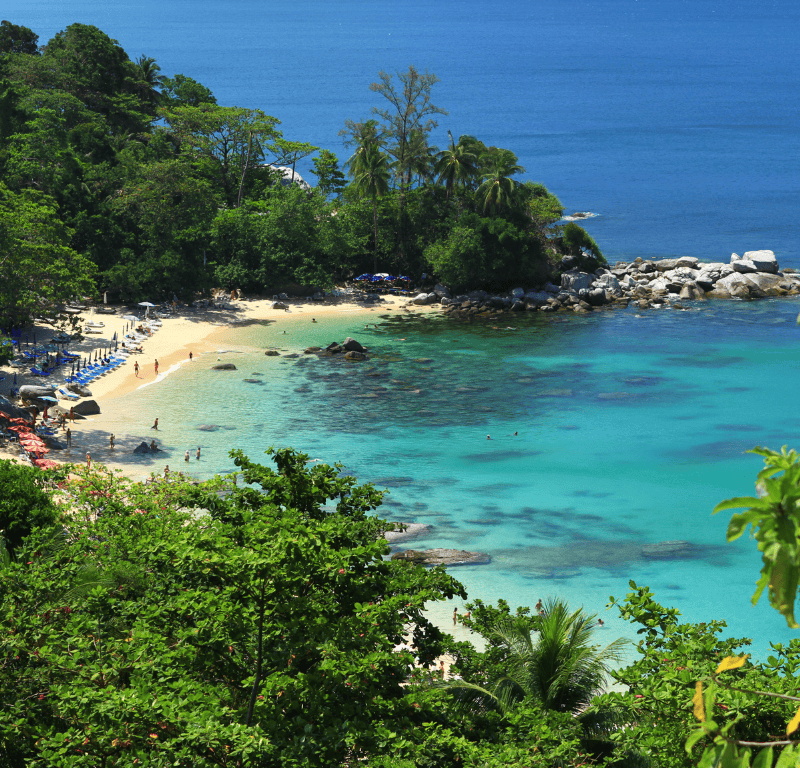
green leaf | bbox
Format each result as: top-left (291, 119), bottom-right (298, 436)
top-left (752, 746), bottom-right (773, 768)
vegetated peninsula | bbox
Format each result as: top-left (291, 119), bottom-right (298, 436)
top-left (0, 20), bottom-right (606, 334)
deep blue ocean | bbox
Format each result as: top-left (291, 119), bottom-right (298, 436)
top-left (7, 0), bottom-right (800, 658)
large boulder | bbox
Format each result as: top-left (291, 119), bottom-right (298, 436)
top-left (72, 399), bottom-right (100, 416)
top-left (344, 350), bottom-right (367, 361)
top-left (679, 282), bottom-right (705, 300)
top-left (212, 363), bottom-right (237, 370)
top-left (743, 249), bottom-right (779, 274)
top-left (742, 272), bottom-right (788, 296)
top-left (0, 395), bottom-right (33, 421)
top-left (561, 270), bottom-right (593, 293)
top-left (19, 385), bottom-right (57, 400)
top-left (412, 292), bottom-right (438, 305)
top-left (390, 548), bottom-right (490, 567)
top-left (593, 273), bottom-right (622, 296)
top-left (66, 383), bottom-right (92, 397)
top-left (712, 272), bottom-right (755, 298)
top-left (342, 337), bottom-right (366, 353)
top-left (525, 290), bottom-right (552, 304)
top-left (433, 284), bottom-right (451, 299)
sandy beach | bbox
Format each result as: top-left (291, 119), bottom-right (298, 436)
top-left (0, 293), bottom-right (432, 477)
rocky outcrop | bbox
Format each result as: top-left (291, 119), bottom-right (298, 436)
top-left (66, 383), bottom-right (92, 397)
top-left (390, 548), bottom-right (490, 566)
top-left (343, 337), bottom-right (367, 353)
top-left (72, 399), bottom-right (100, 416)
top-left (212, 363), bottom-right (237, 370)
top-left (438, 249), bottom-right (798, 318)
top-left (19, 385), bottom-right (57, 400)
top-left (383, 523), bottom-right (434, 544)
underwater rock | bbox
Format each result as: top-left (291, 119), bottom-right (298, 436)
top-left (391, 548), bottom-right (490, 566)
top-left (641, 540), bottom-right (696, 559)
top-left (212, 363), bottom-right (237, 370)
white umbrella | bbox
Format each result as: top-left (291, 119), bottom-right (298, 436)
top-left (138, 301), bottom-right (156, 318)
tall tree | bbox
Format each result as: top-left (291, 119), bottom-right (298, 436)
top-left (160, 104), bottom-right (281, 207)
top-left (0, 183), bottom-right (96, 323)
top-left (476, 147), bottom-right (525, 214)
top-left (0, 20), bottom-right (38, 56)
top-left (435, 131), bottom-right (480, 200)
top-left (369, 65), bottom-right (447, 191)
top-left (133, 54), bottom-right (166, 109)
top-left (269, 138), bottom-right (319, 185)
top-left (159, 73), bottom-right (217, 107)
top-left (349, 144), bottom-right (391, 272)
top-left (311, 149), bottom-right (346, 200)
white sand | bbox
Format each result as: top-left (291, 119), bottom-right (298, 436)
top-left (0, 294), bottom-right (433, 475)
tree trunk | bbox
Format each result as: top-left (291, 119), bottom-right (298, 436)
top-left (372, 198), bottom-right (378, 273)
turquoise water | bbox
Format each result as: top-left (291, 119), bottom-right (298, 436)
top-left (100, 300), bottom-right (800, 660)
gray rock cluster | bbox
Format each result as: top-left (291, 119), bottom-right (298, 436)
top-left (434, 250), bottom-right (798, 316)
top-left (303, 337), bottom-right (370, 361)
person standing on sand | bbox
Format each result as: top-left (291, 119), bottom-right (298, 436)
top-left (86, 453), bottom-right (91, 469)
top-left (164, 465), bottom-right (169, 479)
top-left (154, 359), bottom-right (159, 376)
top-left (151, 418), bottom-right (158, 430)
top-left (109, 434), bottom-right (115, 450)
top-left (65, 428), bottom-right (71, 448)
top-left (189, 351), bottom-right (193, 361)
top-left (134, 361), bottom-right (139, 377)
top-left (69, 407), bottom-right (75, 423)
top-left (535, 599), bottom-right (543, 613)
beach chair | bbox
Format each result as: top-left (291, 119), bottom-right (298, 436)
top-left (57, 387), bottom-right (79, 401)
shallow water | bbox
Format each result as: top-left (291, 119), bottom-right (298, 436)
top-left (95, 299), bottom-right (800, 660)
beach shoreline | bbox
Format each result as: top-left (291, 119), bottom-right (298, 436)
top-left (0, 293), bottom-right (432, 478)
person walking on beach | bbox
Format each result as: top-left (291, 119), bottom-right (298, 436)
top-left (109, 434), bottom-right (115, 450)
top-left (164, 465), bottom-right (169, 479)
top-left (134, 361), bottom-right (139, 377)
top-left (154, 359), bottom-right (159, 376)
top-left (453, 608), bottom-right (458, 626)
top-left (69, 407), bottom-right (75, 423)
top-left (189, 351), bottom-right (193, 361)
top-left (196, 446), bottom-right (201, 460)
top-left (151, 418), bottom-right (158, 430)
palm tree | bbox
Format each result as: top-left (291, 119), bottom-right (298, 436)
top-left (442, 598), bottom-right (627, 717)
top-left (404, 129), bottom-right (437, 187)
top-left (342, 119), bottom-right (386, 178)
top-left (134, 55), bottom-right (166, 108)
top-left (476, 148), bottom-right (525, 214)
top-left (435, 132), bottom-right (479, 199)
top-left (350, 144), bottom-right (391, 272)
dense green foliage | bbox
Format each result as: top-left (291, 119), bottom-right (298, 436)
top-left (0, 449), bottom-right (464, 766)
top-left (3, 445), bottom-right (800, 766)
top-left (0, 25), bottom-right (603, 322)
top-left (0, 459), bottom-right (58, 558)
